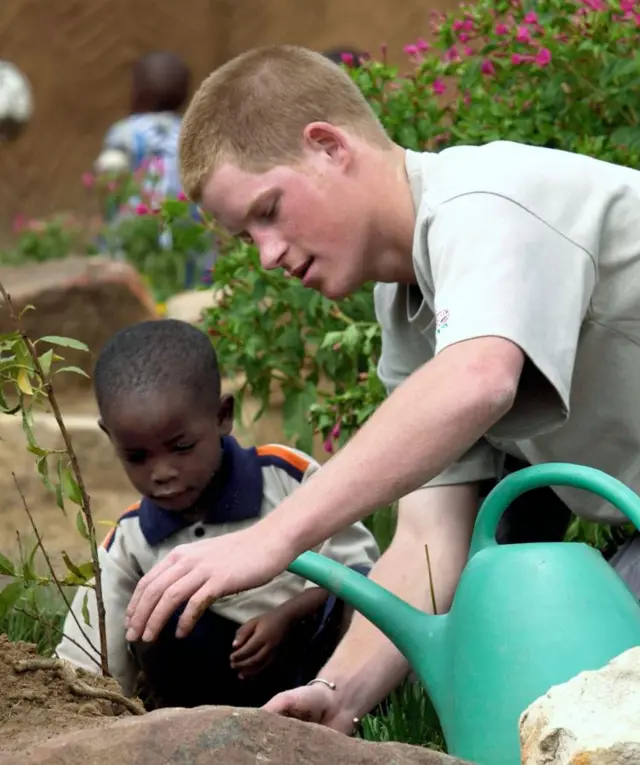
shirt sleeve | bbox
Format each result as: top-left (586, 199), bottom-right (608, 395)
top-left (374, 284), bottom-right (502, 488)
top-left (428, 192), bottom-right (596, 441)
top-left (54, 521), bottom-right (141, 697)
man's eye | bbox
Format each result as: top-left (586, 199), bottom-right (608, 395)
top-left (262, 201), bottom-right (278, 222)
top-left (174, 443), bottom-right (195, 453)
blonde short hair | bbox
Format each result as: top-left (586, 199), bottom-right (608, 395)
top-left (179, 45), bottom-right (391, 202)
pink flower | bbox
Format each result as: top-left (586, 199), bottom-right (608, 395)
top-left (432, 79), bottom-right (446, 95)
top-left (481, 59), bottom-right (496, 75)
top-left (444, 45), bottom-right (460, 61)
top-left (535, 47), bottom-right (552, 66)
top-left (523, 11), bottom-right (538, 23)
top-left (403, 44), bottom-right (419, 56)
top-left (340, 52), bottom-right (354, 65)
top-left (135, 203), bottom-right (150, 216)
top-left (583, 0), bottom-right (604, 8)
top-left (82, 172), bottom-right (95, 189)
top-left (177, 191), bottom-right (188, 201)
top-left (516, 25), bottom-right (531, 42)
top-left (323, 438), bottom-right (334, 454)
top-left (332, 343), bottom-right (341, 351)
top-left (495, 23), bottom-right (509, 35)
top-left (463, 91), bottom-right (472, 107)
top-left (453, 19), bottom-right (465, 30)
top-left (511, 53), bottom-right (525, 64)
top-left (12, 213), bottom-right (26, 233)
top-left (463, 45), bottom-right (474, 56)
top-left (331, 421), bottom-right (341, 439)
top-left (459, 32), bottom-right (470, 42)
top-left (416, 37), bottom-right (430, 51)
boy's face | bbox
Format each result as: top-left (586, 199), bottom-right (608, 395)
top-left (201, 124), bottom-right (375, 301)
top-left (101, 391), bottom-right (233, 512)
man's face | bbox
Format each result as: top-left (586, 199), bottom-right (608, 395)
top-left (201, 128), bottom-right (373, 300)
top-left (101, 391), bottom-right (233, 512)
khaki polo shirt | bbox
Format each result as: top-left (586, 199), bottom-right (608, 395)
top-left (55, 436), bottom-right (379, 696)
top-left (375, 140), bottom-right (640, 525)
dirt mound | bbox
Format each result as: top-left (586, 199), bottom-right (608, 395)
top-left (0, 635), bottom-right (143, 754)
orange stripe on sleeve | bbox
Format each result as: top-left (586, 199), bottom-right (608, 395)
top-left (256, 445), bottom-right (311, 474)
top-left (101, 500), bottom-right (141, 549)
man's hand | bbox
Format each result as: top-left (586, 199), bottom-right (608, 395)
top-left (124, 526), bottom-right (293, 643)
top-left (230, 611), bottom-right (290, 679)
top-left (263, 683), bottom-right (358, 734)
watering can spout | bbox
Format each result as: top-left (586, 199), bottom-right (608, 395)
top-left (288, 553), bottom-right (448, 703)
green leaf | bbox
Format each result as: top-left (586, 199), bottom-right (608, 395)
top-left (61, 466), bottom-right (83, 506)
top-left (81, 591), bottom-right (91, 626)
top-left (75, 509), bottom-right (89, 540)
top-left (0, 581), bottom-right (24, 620)
top-left (54, 365), bottom-right (90, 378)
top-left (39, 336), bottom-right (89, 352)
top-left (0, 552), bottom-right (15, 576)
top-left (54, 459), bottom-right (66, 513)
top-left (62, 550), bottom-right (83, 579)
top-left (38, 349), bottom-right (54, 377)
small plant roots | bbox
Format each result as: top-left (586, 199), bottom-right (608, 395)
top-left (14, 657), bottom-right (145, 716)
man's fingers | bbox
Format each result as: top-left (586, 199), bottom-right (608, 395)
top-left (131, 569), bottom-right (207, 642)
top-left (175, 582), bottom-right (218, 639)
top-left (262, 690), bottom-right (316, 722)
top-left (125, 553), bottom-right (177, 624)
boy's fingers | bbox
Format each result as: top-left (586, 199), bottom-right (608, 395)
top-left (234, 644), bottom-right (272, 673)
top-left (230, 633), bottom-right (264, 663)
top-left (232, 620), bottom-right (257, 649)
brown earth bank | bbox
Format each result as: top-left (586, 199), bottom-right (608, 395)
top-left (0, 635), bottom-right (140, 754)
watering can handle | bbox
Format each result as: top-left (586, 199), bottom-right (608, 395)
top-left (468, 462), bottom-right (640, 558)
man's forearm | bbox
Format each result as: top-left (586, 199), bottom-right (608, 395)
top-left (308, 485), bottom-right (480, 729)
top-left (265, 337), bottom-right (521, 557)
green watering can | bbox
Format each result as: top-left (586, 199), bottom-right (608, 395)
top-left (288, 463), bottom-right (640, 765)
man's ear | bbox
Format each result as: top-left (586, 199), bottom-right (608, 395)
top-left (302, 121), bottom-right (352, 168)
top-left (218, 394), bottom-right (235, 436)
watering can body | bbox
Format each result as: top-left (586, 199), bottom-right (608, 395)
top-left (288, 463), bottom-right (640, 765)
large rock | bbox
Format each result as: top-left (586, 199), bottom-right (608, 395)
top-left (0, 255), bottom-right (159, 392)
top-left (519, 646), bottom-right (640, 764)
top-left (2, 705), bottom-right (470, 765)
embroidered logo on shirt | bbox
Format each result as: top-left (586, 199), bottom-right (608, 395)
top-left (435, 309), bottom-right (449, 335)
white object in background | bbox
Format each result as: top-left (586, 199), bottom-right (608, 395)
top-left (95, 148), bottom-right (131, 174)
top-left (0, 61), bottom-right (33, 140)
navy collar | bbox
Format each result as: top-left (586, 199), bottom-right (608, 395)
top-left (138, 436), bottom-right (264, 546)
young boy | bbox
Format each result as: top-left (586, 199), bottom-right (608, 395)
top-left (54, 319), bottom-right (379, 709)
top-left (124, 45), bottom-right (640, 730)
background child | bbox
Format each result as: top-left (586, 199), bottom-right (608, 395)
top-left (55, 319), bottom-right (379, 709)
top-left (94, 52), bottom-right (214, 287)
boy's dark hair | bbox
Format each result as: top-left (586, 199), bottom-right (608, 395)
top-left (322, 47), bottom-right (366, 67)
top-left (132, 51), bottom-right (191, 113)
top-left (94, 319), bottom-right (221, 419)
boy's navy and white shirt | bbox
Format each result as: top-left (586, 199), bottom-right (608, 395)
top-left (55, 437), bottom-right (380, 695)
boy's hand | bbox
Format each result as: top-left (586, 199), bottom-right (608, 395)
top-left (230, 611), bottom-right (291, 678)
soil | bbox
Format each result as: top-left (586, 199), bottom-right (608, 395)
top-left (0, 635), bottom-right (142, 754)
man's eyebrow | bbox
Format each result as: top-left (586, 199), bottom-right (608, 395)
top-left (243, 189), bottom-right (273, 221)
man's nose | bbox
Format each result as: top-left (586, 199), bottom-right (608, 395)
top-left (258, 236), bottom-right (288, 271)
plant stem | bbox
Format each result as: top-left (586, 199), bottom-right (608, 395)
top-left (13, 606), bottom-right (100, 669)
top-left (11, 473), bottom-right (100, 666)
top-left (424, 543), bottom-right (439, 616)
top-left (0, 280), bottom-right (109, 676)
